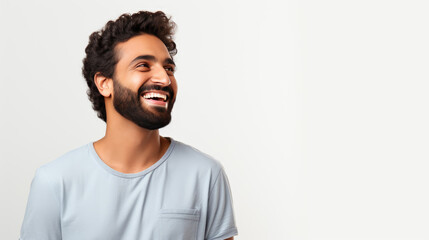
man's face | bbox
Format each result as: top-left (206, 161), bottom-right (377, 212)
top-left (111, 34), bottom-right (178, 130)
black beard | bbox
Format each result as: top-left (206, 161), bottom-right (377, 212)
top-left (112, 77), bottom-right (175, 130)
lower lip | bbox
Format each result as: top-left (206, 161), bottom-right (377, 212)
top-left (141, 97), bottom-right (168, 107)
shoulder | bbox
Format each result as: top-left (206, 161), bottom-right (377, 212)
top-left (170, 139), bottom-right (224, 172)
top-left (166, 139), bottom-right (226, 184)
top-left (36, 142), bottom-right (91, 180)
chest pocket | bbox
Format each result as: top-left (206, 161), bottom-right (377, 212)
top-left (155, 209), bottom-right (200, 240)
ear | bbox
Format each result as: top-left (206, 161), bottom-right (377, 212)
top-left (94, 72), bottom-right (112, 97)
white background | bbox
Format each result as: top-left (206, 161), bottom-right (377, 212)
top-left (1, 0), bottom-right (428, 239)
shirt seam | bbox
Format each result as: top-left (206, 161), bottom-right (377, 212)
top-left (197, 166), bottom-right (223, 209)
top-left (208, 167), bottom-right (223, 200)
top-left (36, 166), bottom-right (63, 237)
top-left (200, 166), bottom-right (223, 239)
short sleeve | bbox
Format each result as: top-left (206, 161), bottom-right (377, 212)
top-left (205, 167), bottom-right (238, 240)
top-left (19, 167), bottom-right (62, 240)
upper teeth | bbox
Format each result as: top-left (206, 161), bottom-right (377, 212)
top-left (142, 92), bottom-right (167, 101)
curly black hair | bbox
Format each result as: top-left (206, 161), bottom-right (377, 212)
top-left (82, 10), bottom-right (177, 122)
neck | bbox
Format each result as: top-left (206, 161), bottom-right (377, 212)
top-left (93, 110), bottom-right (170, 174)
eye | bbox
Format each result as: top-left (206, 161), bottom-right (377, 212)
top-left (164, 66), bottom-right (175, 74)
top-left (136, 63), bottom-right (150, 69)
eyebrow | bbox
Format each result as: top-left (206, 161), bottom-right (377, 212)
top-left (129, 55), bottom-right (176, 66)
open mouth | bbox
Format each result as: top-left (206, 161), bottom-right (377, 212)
top-left (140, 91), bottom-right (169, 109)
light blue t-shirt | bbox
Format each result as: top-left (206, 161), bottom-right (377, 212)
top-left (20, 138), bottom-right (238, 240)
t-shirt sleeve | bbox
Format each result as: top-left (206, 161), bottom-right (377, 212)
top-left (205, 166), bottom-right (238, 240)
top-left (19, 167), bottom-right (62, 240)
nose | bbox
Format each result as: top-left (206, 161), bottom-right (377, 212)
top-left (150, 65), bottom-right (171, 86)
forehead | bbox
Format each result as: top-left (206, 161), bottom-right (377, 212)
top-left (114, 34), bottom-right (171, 64)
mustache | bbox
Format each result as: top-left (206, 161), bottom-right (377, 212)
top-left (139, 85), bottom-right (174, 98)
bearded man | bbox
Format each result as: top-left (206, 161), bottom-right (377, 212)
top-left (19, 10), bottom-right (237, 240)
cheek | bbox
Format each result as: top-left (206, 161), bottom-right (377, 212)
top-left (171, 81), bottom-right (178, 96)
top-left (171, 77), bottom-right (178, 89)
top-left (129, 72), bottom-right (150, 89)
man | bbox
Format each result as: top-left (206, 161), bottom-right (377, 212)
top-left (19, 10), bottom-right (237, 240)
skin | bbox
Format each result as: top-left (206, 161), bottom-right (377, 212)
top-left (93, 34), bottom-right (177, 173)
top-left (92, 34), bottom-right (234, 240)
